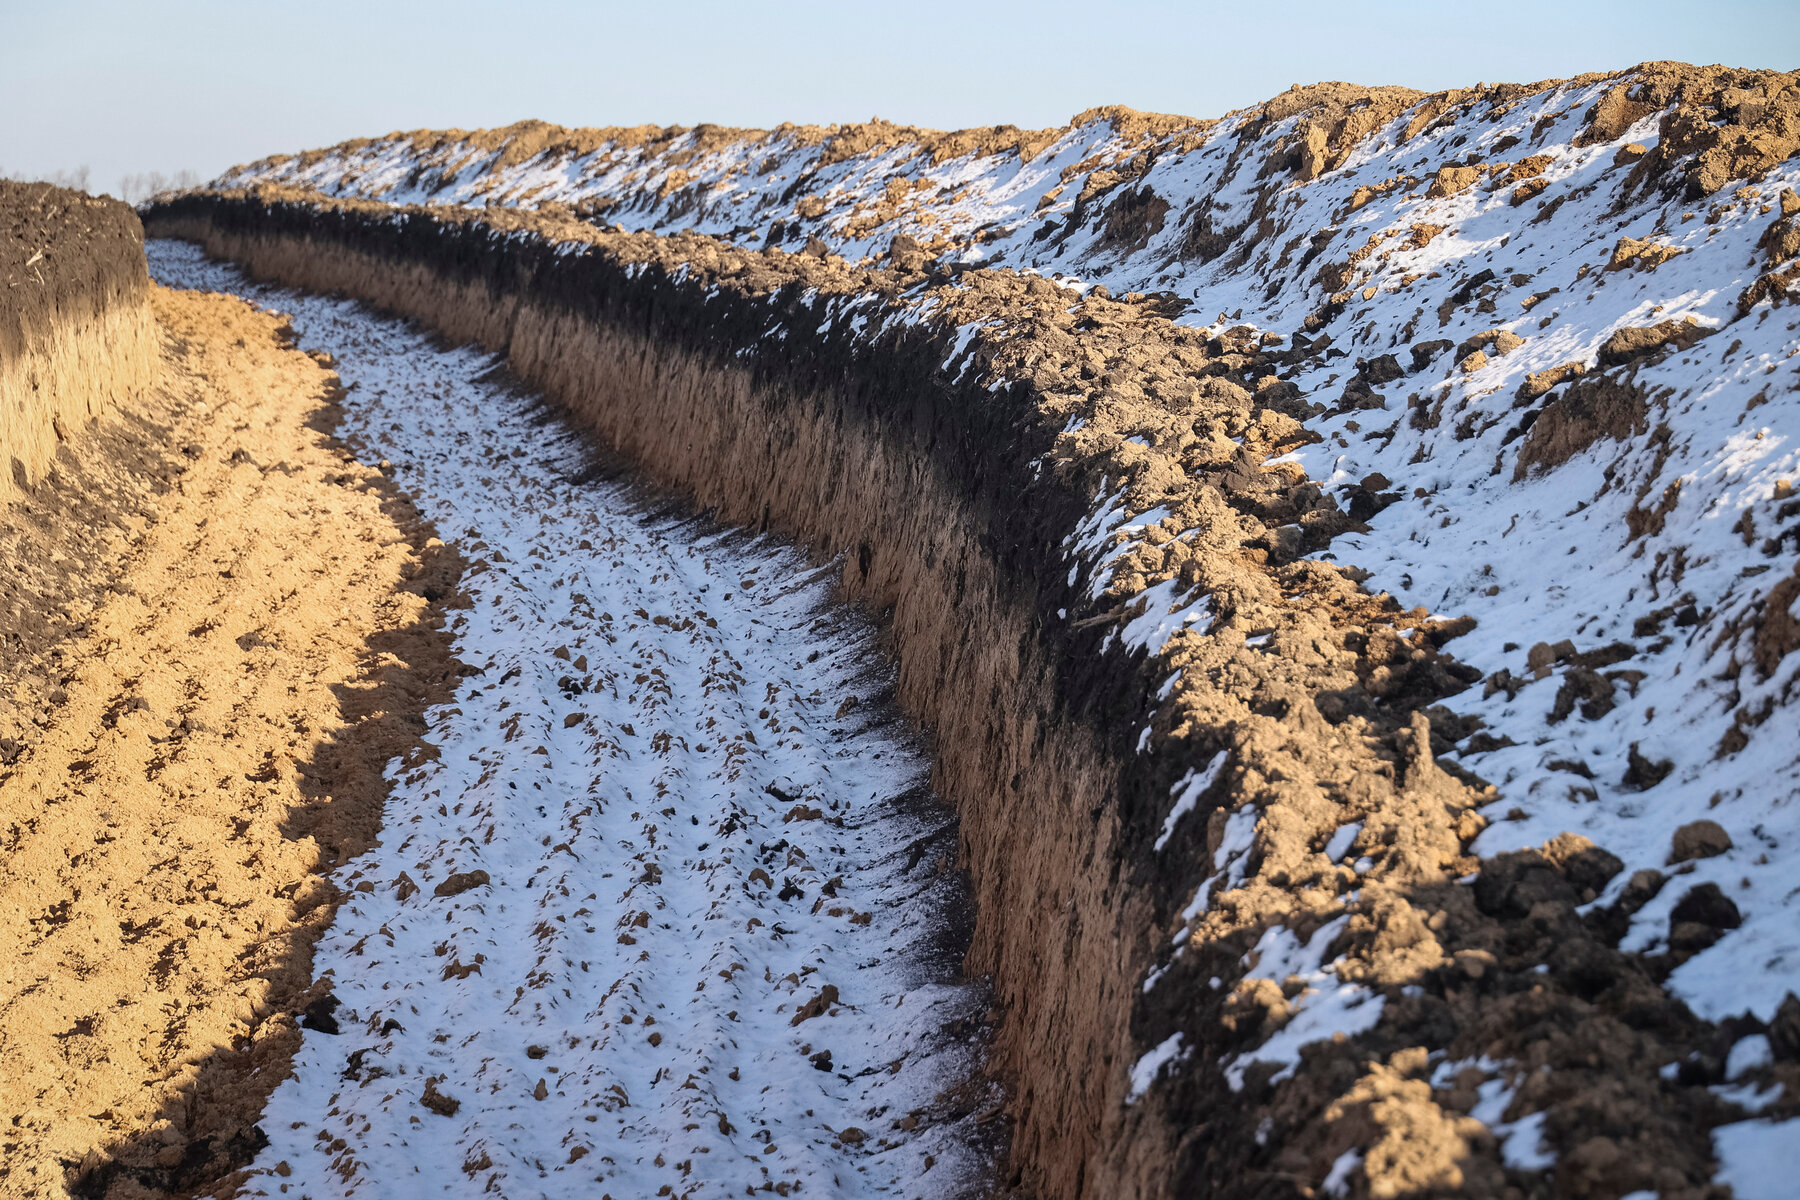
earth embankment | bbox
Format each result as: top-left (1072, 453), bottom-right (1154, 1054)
top-left (1, 181), bottom-right (157, 501)
top-left (0, 276), bottom-right (460, 1196)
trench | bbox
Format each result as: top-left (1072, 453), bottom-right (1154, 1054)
top-left (146, 240), bottom-right (995, 1197)
top-left (145, 199), bottom-right (1174, 1200)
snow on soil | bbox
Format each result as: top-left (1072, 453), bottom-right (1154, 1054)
top-left (216, 69), bottom-right (1800, 1185)
top-left (1710, 1115), bottom-right (1800, 1200)
top-left (148, 240), bottom-right (988, 1199)
top-left (258, 81), bottom-right (1800, 1023)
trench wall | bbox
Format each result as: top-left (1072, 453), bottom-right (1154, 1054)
top-left (1, 181), bottom-right (158, 499)
top-left (145, 194), bottom-right (1184, 1198)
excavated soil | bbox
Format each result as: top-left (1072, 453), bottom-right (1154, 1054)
top-left (142, 175), bottom-right (1799, 1200)
top-left (0, 285), bottom-right (461, 1198)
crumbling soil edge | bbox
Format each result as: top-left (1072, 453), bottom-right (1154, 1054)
top-left (1, 181), bottom-right (157, 503)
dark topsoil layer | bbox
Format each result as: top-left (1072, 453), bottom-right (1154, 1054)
top-left (1, 181), bottom-right (148, 360)
top-left (141, 184), bottom-right (1800, 1200)
top-left (1, 181), bottom-right (162, 771)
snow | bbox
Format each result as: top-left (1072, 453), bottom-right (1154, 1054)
top-left (1174, 803), bottom-right (1257, 931)
top-left (1712, 1117), bottom-right (1800, 1200)
top-left (1495, 1111), bottom-right (1554, 1171)
top-left (1469, 1075), bottom-right (1555, 1170)
top-left (1323, 822), bottom-right (1362, 863)
top-left (1126, 1033), bottom-right (1188, 1104)
top-left (1712, 1080), bottom-right (1783, 1115)
top-left (1118, 582), bottom-right (1216, 658)
top-left (1726, 1034), bottom-right (1775, 1080)
top-left (1221, 917), bottom-right (1386, 1091)
top-left (148, 241), bottom-right (988, 1198)
top-left (1222, 983), bottom-right (1385, 1092)
top-left (1322, 1148), bottom-right (1362, 1198)
top-left (207, 68), bottom-right (1800, 1189)
top-left (1155, 751), bottom-right (1228, 852)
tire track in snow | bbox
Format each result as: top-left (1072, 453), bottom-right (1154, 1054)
top-left (148, 241), bottom-right (991, 1199)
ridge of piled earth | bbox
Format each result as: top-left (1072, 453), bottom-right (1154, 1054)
top-left (149, 58), bottom-right (1800, 1200)
top-left (1, 282), bottom-right (461, 1197)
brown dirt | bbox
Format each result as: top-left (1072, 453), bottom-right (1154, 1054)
top-left (139, 185), bottom-right (1773, 1200)
top-left (1611, 63), bottom-right (1800, 198)
top-left (1513, 373), bottom-right (1652, 480)
top-left (1752, 562), bottom-right (1800, 679)
top-left (1596, 317), bottom-right (1713, 368)
top-left (0, 285), bottom-right (462, 1198)
top-left (1, 181), bottom-right (157, 502)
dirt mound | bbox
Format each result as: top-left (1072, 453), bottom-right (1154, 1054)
top-left (1512, 372), bottom-right (1651, 479)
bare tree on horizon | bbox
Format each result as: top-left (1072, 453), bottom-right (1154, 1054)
top-left (116, 169), bottom-right (201, 204)
top-left (0, 164), bottom-right (92, 193)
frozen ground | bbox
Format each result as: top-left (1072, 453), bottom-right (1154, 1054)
top-left (205, 66), bottom-right (1800, 1188)
top-left (149, 240), bottom-right (989, 1199)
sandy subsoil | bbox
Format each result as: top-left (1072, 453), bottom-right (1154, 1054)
top-left (0, 285), bottom-right (461, 1198)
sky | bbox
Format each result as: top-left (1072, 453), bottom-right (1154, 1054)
top-left (3, 0), bottom-right (1795, 198)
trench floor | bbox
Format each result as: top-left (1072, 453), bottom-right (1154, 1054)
top-left (147, 240), bottom-right (989, 1199)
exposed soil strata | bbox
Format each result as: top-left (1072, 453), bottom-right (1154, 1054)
top-left (1, 181), bottom-right (158, 501)
top-left (140, 178), bottom-right (1790, 1199)
top-left (0, 285), bottom-right (462, 1197)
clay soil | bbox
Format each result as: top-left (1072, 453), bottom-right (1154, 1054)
top-left (0, 285), bottom-right (461, 1198)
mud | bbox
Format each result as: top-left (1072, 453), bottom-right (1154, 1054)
top-left (0, 285), bottom-right (461, 1198)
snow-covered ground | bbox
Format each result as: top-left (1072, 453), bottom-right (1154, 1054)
top-left (149, 240), bottom-right (989, 1199)
top-left (204, 65), bottom-right (1800, 1188)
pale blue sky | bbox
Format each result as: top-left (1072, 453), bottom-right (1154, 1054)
top-left (3, 0), bottom-right (1794, 198)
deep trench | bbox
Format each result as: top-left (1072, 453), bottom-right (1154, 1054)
top-left (144, 238), bottom-right (997, 1196)
top-left (143, 197), bottom-right (1184, 1198)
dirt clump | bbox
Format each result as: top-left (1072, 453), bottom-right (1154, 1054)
top-left (1597, 317), bottom-right (1712, 367)
top-left (1513, 373), bottom-right (1650, 479)
top-left (1605, 62), bottom-right (1800, 198)
top-left (0, 285), bottom-right (462, 1198)
top-left (1669, 819), bottom-right (1732, 863)
top-left (1606, 234), bottom-right (1687, 271)
top-left (1426, 164), bottom-right (1483, 198)
top-left (1516, 359), bottom-right (1588, 401)
top-left (1752, 563), bottom-right (1800, 678)
top-left (432, 869), bottom-right (490, 897)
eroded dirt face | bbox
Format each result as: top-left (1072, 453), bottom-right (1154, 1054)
top-left (1, 181), bottom-right (157, 503)
top-left (0, 285), bottom-right (461, 1198)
